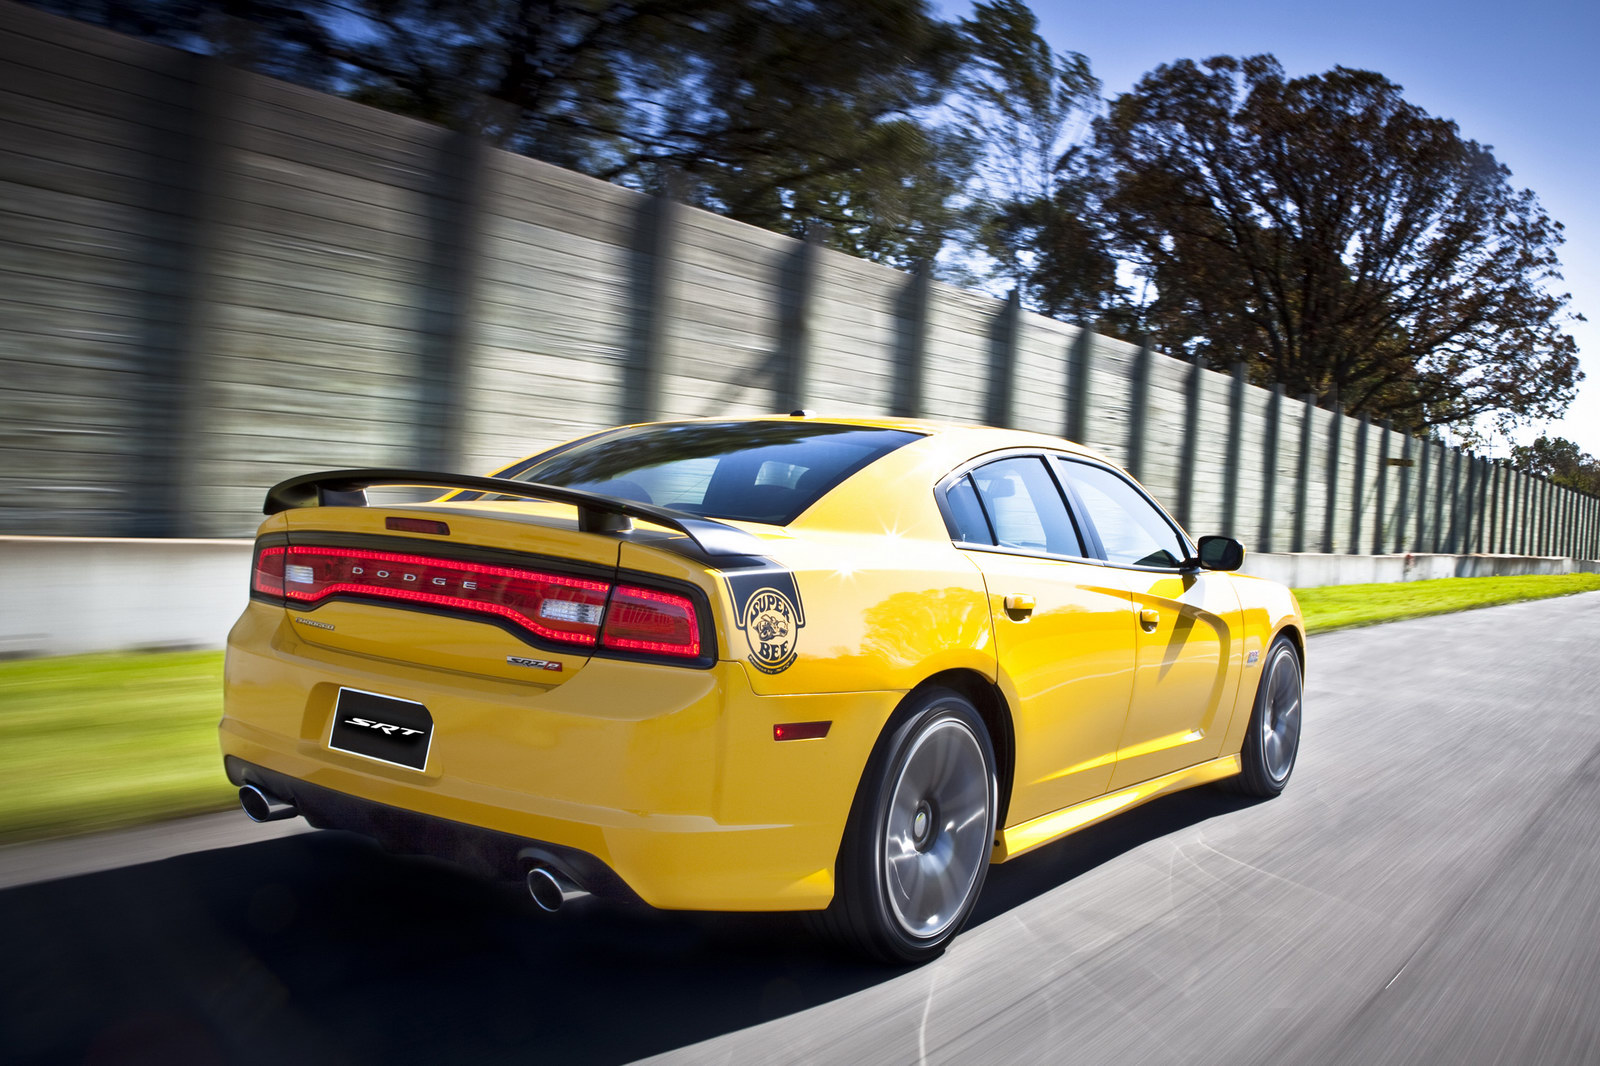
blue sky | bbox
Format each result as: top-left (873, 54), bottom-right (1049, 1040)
top-left (941, 0), bottom-right (1600, 455)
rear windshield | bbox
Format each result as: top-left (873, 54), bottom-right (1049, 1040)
top-left (495, 421), bottom-right (923, 525)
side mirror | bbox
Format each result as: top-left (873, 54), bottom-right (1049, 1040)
top-left (1195, 535), bottom-right (1245, 572)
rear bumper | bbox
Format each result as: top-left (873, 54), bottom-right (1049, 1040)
top-left (220, 601), bottom-right (900, 911)
top-left (225, 756), bottom-right (644, 903)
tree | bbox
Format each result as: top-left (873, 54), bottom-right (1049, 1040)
top-left (1075, 55), bottom-right (1582, 432)
top-left (953, 0), bottom-right (1110, 317)
top-left (1511, 436), bottom-right (1600, 495)
top-left (618, 0), bottom-right (973, 267)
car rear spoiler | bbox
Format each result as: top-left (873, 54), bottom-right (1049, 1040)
top-left (262, 468), bottom-right (766, 558)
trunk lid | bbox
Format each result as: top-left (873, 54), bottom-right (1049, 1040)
top-left (265, 501), bottom-right (625, 687)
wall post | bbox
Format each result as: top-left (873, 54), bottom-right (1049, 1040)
top-left (1484, 457), bottom-right (1497, 550)
top-left (126, 54), bottom-right (238, 536)
top-left (889, 262), bottom-right (929, 417)
top-left (984, 290), bottom-right (1021, 427)
top-left (774, 222), bottom-right (825, 412)
top-left (1414, 438), bottom-right (1431, 551)
top-left (1350, 412), bottom-right (1369, 554)
top-left (1440, 441), bottom-right (1452, 550)
top-left (1292, 393), bottom-right (1315, 554)
top-left (1258, 383), bottom-right (1283, 552)
top-left (1066, 326), bottom-right (1094, 444)
top-left (1223, 361), bottom-right (1245, 537)
top-left (1372, 420), bottom-right (1391, 554)
top-left (1124, 339), bottom-right (1152, 481)
top-left (1393, 431), bottom-right (1414, 553)
top-left (1176, 354), bottom-right (1204, 529)
top-left (621, 180), bottom-right (679, 423)
top-left (413, 129), bottom-right (486, 473)
top-left (1321, 401), bottom-right (1342, 554)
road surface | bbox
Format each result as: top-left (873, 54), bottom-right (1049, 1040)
top-left (2, 592), bottom-right (1598, 1065)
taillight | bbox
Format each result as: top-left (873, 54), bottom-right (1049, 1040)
top-left (600, 585), bottom-right (701, 658)
top-left (249, 541), bottom-right (707, 662)
top-left (279, 546), bottom-right (610, 646)
top-left (252, 546), bottom-right (286, 599)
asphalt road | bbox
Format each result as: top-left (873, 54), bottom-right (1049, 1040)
top-left (2, 593), bottom-right (1598, 1066)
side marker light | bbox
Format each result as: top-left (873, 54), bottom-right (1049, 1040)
top-left (773, 721), bottom-right (831, 741)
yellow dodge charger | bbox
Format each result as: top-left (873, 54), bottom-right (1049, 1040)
top-left (222, 415), bottom-right (1304, 963)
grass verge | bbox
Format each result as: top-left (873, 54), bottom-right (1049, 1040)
top-left (0, 650), bottom-right (231, 845)
top-left (1, 573), bottom-right (1596, 845)
top-left (1294, 572), bottom-right (1600, 634)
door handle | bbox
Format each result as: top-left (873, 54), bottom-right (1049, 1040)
top-left (1139, 607), bottom-right (1160, 632)
top-left (1003, 594), bottom-right (1036, 619)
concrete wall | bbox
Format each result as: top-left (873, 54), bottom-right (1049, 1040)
top-left (0, 537), bottom-right (251, 656)
top-left (3, 1), bottom-right (1600, 563)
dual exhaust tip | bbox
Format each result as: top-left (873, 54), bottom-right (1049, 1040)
top-left (526, 865), bottom-right (587, 912)
top-left (239, 784), bottom-right (299, 823)
top-left (239, 785), bottom-right (587, 913)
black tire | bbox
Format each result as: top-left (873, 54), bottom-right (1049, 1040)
top-left (812, 687), bottom-right (998, 965)
top-left (1224, 635), bottom-right (1303, 797)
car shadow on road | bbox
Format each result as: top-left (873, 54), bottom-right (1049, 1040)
top-left (0, 788), bottom-right (1262, 1066)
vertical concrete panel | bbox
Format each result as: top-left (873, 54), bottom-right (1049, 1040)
top-left (1010, 316), bottom-right (1072, 436)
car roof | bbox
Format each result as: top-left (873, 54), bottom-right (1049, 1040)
top-left (615, 412), bottom-right (1114, 464)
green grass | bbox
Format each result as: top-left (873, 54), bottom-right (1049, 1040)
top-left (1294, 572), bottom-right (1600, 634)
top-left (0, 650), bottom-right (232, 844)
top-left (1, 572), bottom-right (1597, 845)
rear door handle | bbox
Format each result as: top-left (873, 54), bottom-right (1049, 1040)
top-left (1003, 594), bottom-right (1036, 619)
top-left (1139, 607), bottom-right (1160, 632)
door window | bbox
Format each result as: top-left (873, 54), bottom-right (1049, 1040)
top-left (967, 457), bottom-right (1085, 557)
top-left (1057, 461), bottom-right (1187, 568)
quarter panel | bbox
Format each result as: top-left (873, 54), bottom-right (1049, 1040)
top-left (716, 531), bottom-right (995, 696)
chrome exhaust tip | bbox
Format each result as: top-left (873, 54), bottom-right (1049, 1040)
top-left (526, 865), bottom-right (586, 913)
top-left (239, 784), bottom-right (298, 823)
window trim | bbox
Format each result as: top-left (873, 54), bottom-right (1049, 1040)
top-left (934, 449), bottom-right (1103, 566)
top-left (1050, 455), bottom-right (1196, 573)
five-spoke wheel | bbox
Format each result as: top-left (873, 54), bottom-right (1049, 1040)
top-left (818, 688), bottom-right (997, 964)
top-left (1228, 635), bottom-right (1303, 796)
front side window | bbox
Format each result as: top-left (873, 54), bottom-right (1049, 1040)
top-left (968, 457), bottom-right (1085, 557)
top-left (497, 421), bottom-right (922, 525)
top-left (1056, 460), bottom-right (1187, 568)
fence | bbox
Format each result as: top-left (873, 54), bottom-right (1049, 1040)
top-left (2, 0), bottom-right (1598, 558)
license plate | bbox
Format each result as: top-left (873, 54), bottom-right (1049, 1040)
top-left (328, 688), bottom-right (434, 772)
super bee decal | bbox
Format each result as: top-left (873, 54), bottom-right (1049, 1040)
top-left (726, 570), bottom-right (806, 674)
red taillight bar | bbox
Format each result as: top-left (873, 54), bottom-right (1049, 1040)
top-left (279, 546), bottom-right (609, 646)
top-left (250, 542), bottom-right (704, 660)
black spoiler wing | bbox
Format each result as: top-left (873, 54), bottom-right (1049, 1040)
top-left (262, 468), bottom-right (766, 558)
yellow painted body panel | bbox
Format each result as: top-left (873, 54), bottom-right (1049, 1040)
top-left (221, 416), bottom-right (1306, 911)
top-left (1109, 570), bottom-right (1243, 789)
top-left (222, 600), bottom-right (900, 910)
top-left (961, 549), bottom-right (1135, 821)
top-left (995, 754), bottom-right (1244, 861)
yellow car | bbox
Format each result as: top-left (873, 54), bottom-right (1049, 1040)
top-left (222, 414), bottom-right (1304, 963)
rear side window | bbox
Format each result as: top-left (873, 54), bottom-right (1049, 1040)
top-left (500, 422), bottom-right (922, 525)
top-left (944, 475), bottom-right (993, 544)
top-left (968, 457), bottom-right (1085, 557)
